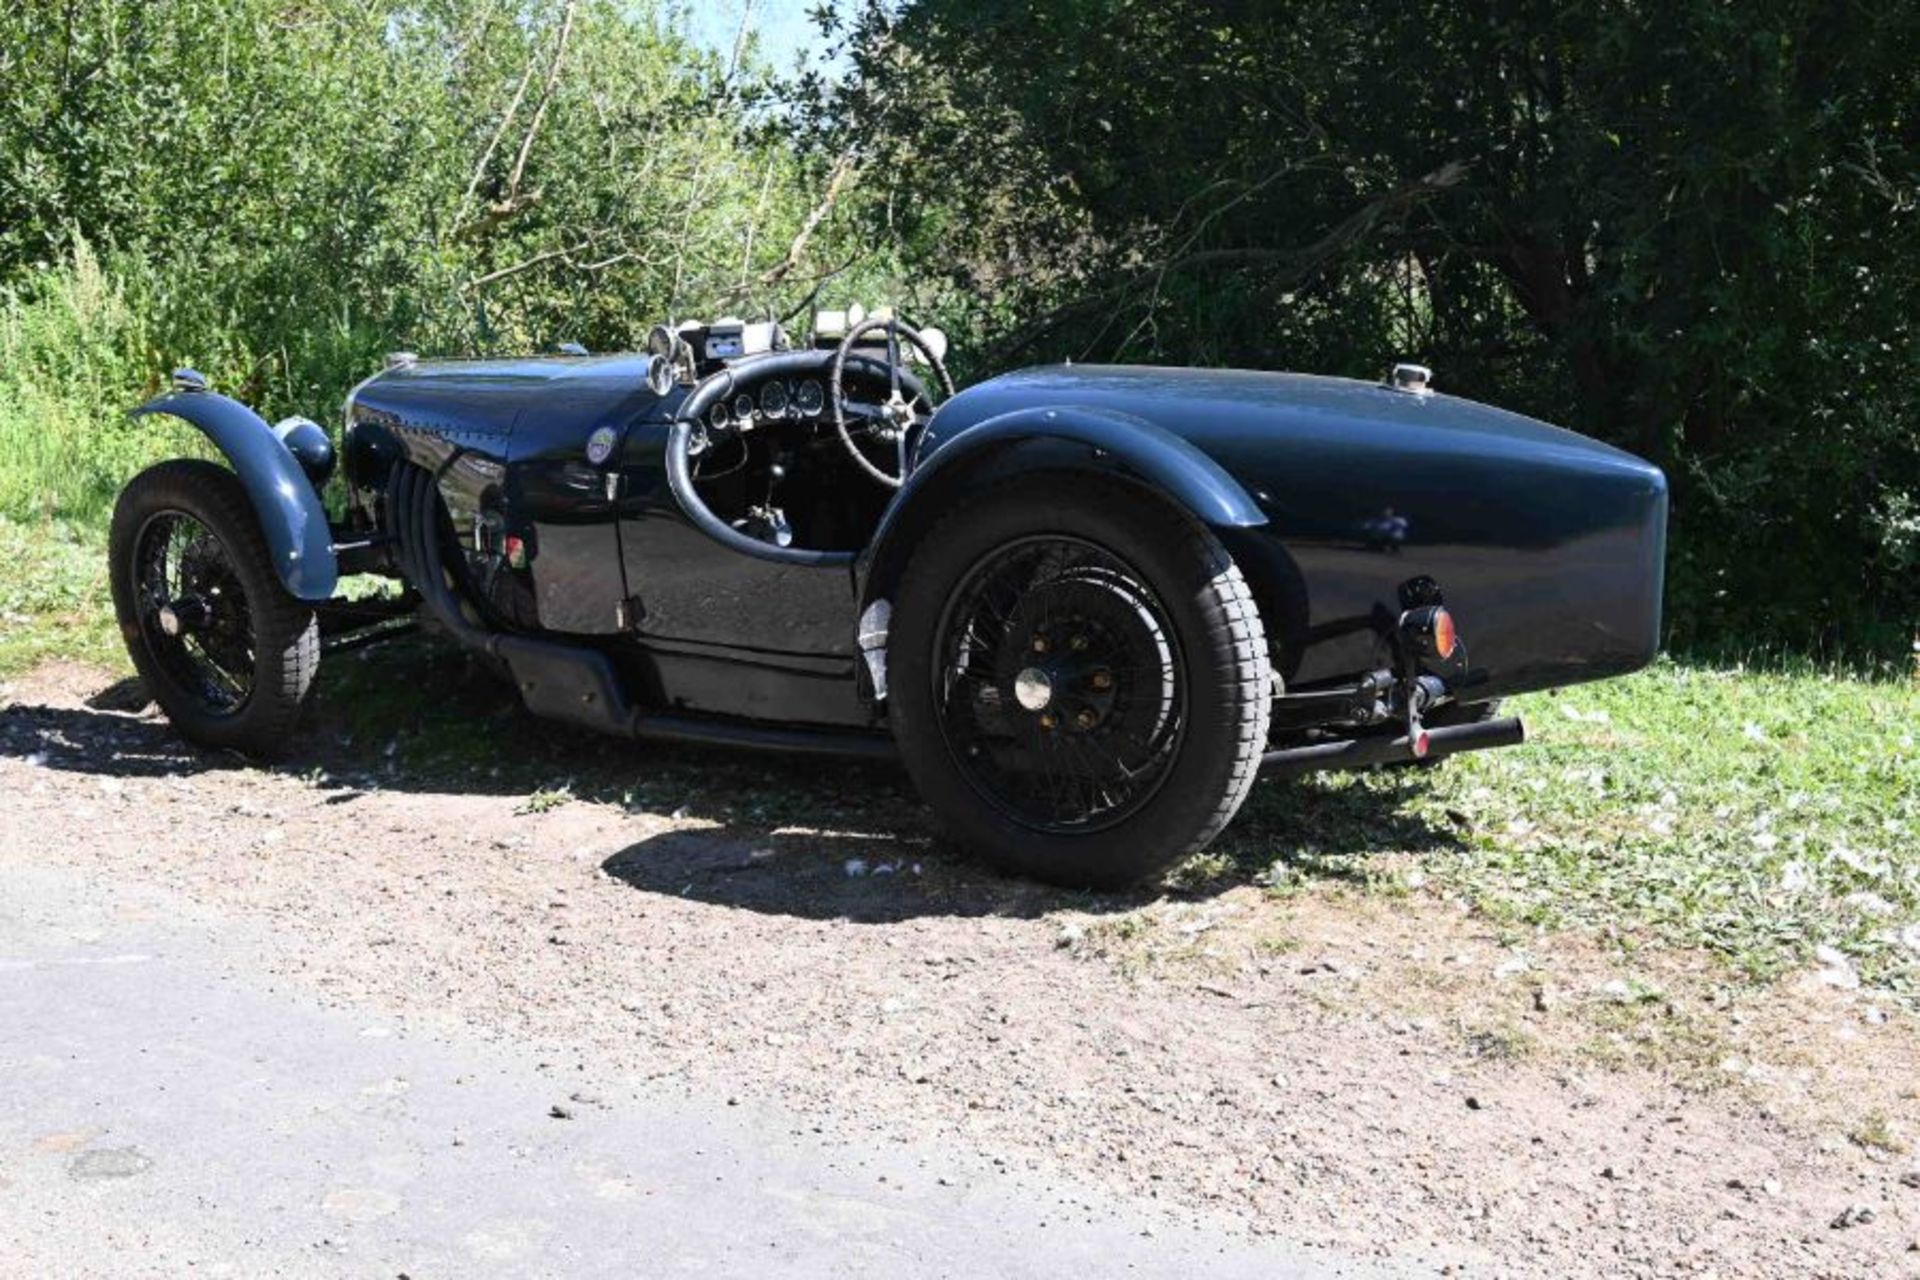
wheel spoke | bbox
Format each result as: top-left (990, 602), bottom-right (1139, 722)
top-left (932, 534), bottom-right (1186, 835)
top-left (133, 510), bottom-right (254, 715)
top-left (185, 635), bottom-right (245, 699)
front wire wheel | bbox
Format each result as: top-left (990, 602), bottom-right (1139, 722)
top-left (889, 477), bottom-right (1272, 888)
top-left (109, 460), bottom-right (319, 757)
top-left (131, 510), bottom-right (257, 713)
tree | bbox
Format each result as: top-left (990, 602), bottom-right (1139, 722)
top-left (0, 0), bottom-right (863, 520)
top-left (812, 0), bottom-right (1920, 654)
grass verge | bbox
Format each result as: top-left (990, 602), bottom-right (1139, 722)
top-left (1216, 658), bottom-right (1920, 998)
top-left (0, 519), bottom-right (123, 677)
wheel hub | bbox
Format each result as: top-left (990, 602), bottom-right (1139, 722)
top-left (155, 595), bottom-right (212, 637)
top-left (1013, 666), bottom-right (1054, 711)
top-left (1006, 619), bottom-right (1124, 735)
top-left (934, 538), bottom-right (1188, 834)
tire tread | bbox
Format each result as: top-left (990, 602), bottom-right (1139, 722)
top-left (108, 459), bottom-right (319, 757)
top-left (889, 473), bottom-right (1271, 887)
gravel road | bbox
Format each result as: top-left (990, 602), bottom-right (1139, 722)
top-left (2, 658), bottom-right (1915, 1278)
top-left (0, 862), bottom-right (1402, 1279)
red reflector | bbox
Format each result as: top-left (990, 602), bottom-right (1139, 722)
top-left (1413, 730), bottom-right (1432, 758)
top-left (504, 535), bottom-right (528, 569)
top-left (1432, 608), bottom-right (1457, 659)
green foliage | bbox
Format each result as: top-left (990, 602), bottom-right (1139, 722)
top-left (815, 0), bottom-right (1920, 656)
top-left (2, 1), bottom-right (1913, 656)
top-left (0, 240), bottom-right (166, 524)
top-left (0, 517), bottom-right (121, 675)
top-left (0, 0), bottom-right (868, 522)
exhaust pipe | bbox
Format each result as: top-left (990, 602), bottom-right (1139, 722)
top-left (1260, 716), bottom-right (1525, 779)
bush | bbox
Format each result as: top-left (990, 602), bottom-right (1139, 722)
top-left (812, 0), bottom-right (1920, 658)
top-left (0, 0), bottom-right (870, 525)
top-left (0, 240), bottom-right (198, 524)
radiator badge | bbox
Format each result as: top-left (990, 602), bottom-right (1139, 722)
top-left (585, 425), bottom-right (618, 465)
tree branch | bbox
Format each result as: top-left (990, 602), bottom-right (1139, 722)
top-left (759, 151), bottom-right (859, 287)
top-left (505, 0), bottom-right (579, 202)
top-left (461, 234), bottom-right (605, 290)
top-left (725, 0), bottom-right (757, 86)
top-left (1000, 161), bottom-right (1469, 360)
top-left (460, 51), bottom-right (538, 219)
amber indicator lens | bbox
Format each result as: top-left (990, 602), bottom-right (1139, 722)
top-left (1400, 604), bottom-right (1457, 661)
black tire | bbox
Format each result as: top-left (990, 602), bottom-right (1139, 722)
top-left (108, 459), bottom-right (319, 757)
top-left (888, 475), bottom-right (1272, 889)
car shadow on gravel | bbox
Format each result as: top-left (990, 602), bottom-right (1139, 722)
top-left (593, 778), bottom-right (1471, 923)
top-left (597, 828), bottom-right (1112, 924)
top-left (4, 640), bottom-right (1468, 913)
top-left (0, 679), bottom-right (913, 803)
top-left (0, 637), bottom-right (902, 793)
top-left (0, 690), bottom-right (227, 780)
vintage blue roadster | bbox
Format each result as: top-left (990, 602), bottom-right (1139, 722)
top-left (109, 311), bottom-right (1667, 886)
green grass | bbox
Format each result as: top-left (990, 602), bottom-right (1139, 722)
top-left (516, 783), bottom-right (576, 815)
top-left (0, 241), bottom-right (210, 529)
top-left (1224, 658), bottom-right (1920, 997)
top-left (4, 522), bottom-right (1916, 999)
top-left (0, 518), bottom-right (123, 677)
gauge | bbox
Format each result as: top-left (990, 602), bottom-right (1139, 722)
top-left (732, 391), bottom-right (756, 423)
top-left (794, 380), bottom-right (825, 416)
top-left (760, 380), bottom-right (789, 417)
top-left (645, 353), bottom-right (674, 396)
top-left (707, 402), bottom-right (730, 433)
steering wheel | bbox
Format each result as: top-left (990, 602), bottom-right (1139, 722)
top-left (829, 316), bottom-right (956, 489)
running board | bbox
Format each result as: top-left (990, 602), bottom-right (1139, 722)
top-left (631, 714), bottom-right (895, 762)
top-left (496, 633), bottom-right (895, 762)
top-left (1260, 716), bottom-right (1525, 779)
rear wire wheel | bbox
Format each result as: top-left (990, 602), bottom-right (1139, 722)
top-left (888, 477), bottom-right (1271, 888)
top-left (108, 460), bottom-right (319, 757)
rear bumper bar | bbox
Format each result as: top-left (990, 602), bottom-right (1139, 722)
top-left (1260, 716), bottom-right (1525, 779)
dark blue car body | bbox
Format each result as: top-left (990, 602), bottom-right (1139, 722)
top-left (132, 346), bottom-right (1665, 755)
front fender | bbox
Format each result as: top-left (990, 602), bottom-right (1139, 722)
top-left (130, 391), bottom-right (339, 601)
top-left (858, 404), bottom-right (1267, 610)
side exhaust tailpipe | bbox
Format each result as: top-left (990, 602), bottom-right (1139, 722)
top-left (1260, 716), bottom-right (1525, 779)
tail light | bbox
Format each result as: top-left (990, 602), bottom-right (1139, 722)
top-left (1400, 605), bottom-right (1458, 661)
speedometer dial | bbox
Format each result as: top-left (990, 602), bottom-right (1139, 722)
top-left (794, 380), bottom-right (825, 416)
top-left (760, 380), bottom-right (789, 417)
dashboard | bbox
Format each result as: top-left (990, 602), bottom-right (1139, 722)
top-left (663, 332), bottom-right (943, 554)
top-left (687, 374), bottom-right (839, 470)
top-left (703, 375), bottom-right (828, 439)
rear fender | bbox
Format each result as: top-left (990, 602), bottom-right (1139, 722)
top-left (130, 390), bottom-right (339, 600)
top-left (857, 404), bottom-right (1266, 611)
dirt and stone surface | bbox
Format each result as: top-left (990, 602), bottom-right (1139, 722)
top-left (3, 653), bottom-right (1918, 1277)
